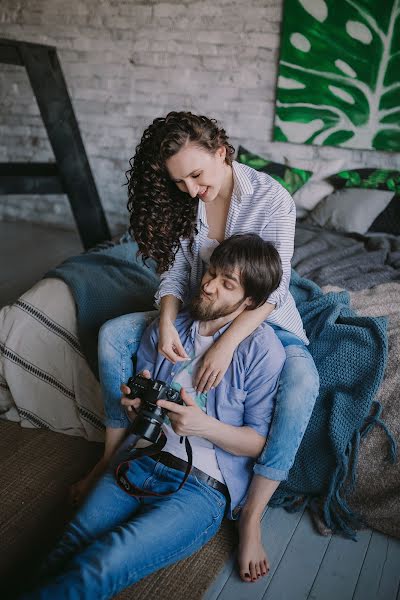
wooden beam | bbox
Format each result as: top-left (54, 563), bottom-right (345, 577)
top-left (0, 39), bottom-right (111, 250)
top-left (0, 163), bottom-right (64, 194)
top-left (0, 40), bottom-right (23, 65)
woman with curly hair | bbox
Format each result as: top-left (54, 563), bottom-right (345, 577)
top-left (71, 111), bottom-right (319, 583)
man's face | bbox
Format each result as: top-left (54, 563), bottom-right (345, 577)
top-left (190, 265), bottom-right (251, 321)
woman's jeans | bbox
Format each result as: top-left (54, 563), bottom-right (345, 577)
top-left (25, 453), bottom-right (226, 599)
top-left (98, 311), bottom-right (320, 482)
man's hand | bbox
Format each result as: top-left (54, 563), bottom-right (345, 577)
top-left (120, 369), bottom-right (152, 414)
top-left (194, 337), bottom-right (235, 393)
top-left (157, 387), bottom-right (210, 437)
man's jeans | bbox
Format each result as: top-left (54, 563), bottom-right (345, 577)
top-left (25, 453), bottom-right (226, 599)
top-left (98, 312), bottom-right (320, 482)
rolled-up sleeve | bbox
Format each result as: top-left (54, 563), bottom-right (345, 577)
top-left (262, 187), bottom-right (296, 309)
top-left (154, 239), bottom-right (192, 306)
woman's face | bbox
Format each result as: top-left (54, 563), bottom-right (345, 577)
top-left (165, 143), bottom-right (231, 204)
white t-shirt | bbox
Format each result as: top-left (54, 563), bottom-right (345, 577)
top-left (162, 322), bottom-right (225, 484)
top-left (199, 237), bottom-right (219, 267)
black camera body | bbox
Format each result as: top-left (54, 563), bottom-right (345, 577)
top-left (125, 374), bottom-right (183, 443)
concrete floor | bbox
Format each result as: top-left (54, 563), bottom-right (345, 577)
top-left (0, 220), bottom-right (83, 307)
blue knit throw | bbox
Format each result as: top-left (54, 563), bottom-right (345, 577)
top-left (46, 241), bottom-right (396, 537)
top-left (270, 270), bottom-right (395, 538)
top-left (46, 236), bottom-right (159, 377)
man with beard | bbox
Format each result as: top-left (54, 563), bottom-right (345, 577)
top-left (26, 234), bottom-right (286, 599)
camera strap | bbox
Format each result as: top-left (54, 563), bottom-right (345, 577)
top-left (115, 433), bottom-right (194, 498)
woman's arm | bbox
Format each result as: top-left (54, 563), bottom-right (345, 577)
top-left (159, 294), bottom-right (181, 324)
top-left (194, 301), bottom-right (275, 391)
top-left (217, 301), bottom-right (275, 348)
top-left (262, 187), bottom-right (296, 310)
top-left (158, 295), bottom-right (190, 362)
top-left (154, 239), bottom-right (192, 307)
top-left (155, 241), bottom-right (193, 363)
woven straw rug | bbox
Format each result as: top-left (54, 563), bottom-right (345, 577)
top-left (0, 421), bottom-right (236, 599)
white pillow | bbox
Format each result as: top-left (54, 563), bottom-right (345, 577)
top-left (293, 158), bottom-right (345, 217)
top-left (305, 188), bottom-right (394, 234)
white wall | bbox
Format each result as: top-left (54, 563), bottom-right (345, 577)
top-left (0, 0), bottom-right (399, 233)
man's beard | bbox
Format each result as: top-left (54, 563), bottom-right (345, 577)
top-left (189, 292), bottom-right (246, 321)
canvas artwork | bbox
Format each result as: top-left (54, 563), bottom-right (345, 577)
top-left (274, 0), bottom-right (400, 151)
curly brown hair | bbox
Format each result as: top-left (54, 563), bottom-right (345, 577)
top-left (126, 111), bottom-right (235, 273)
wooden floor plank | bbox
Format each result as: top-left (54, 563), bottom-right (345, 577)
top-left (204, 508), bottom-right (272, 600)
top-left (263, 510), bottom-right (331, 600)
top-left (307, 529), bottom-right (372, 600)
top-left (203, 554), bottom-right (236, 600)
top-left (375, 536), bottom-right (400, 600)
top-left (215, 506), bottom-right (305, 600)
top-left (353, 531), bottom-right (390, 600)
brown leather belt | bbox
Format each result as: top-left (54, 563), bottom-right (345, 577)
top-left (153, 451), bottom-right (230, 501)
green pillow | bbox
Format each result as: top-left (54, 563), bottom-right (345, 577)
top-left (328, 168), bottom-right (400, 194)
top-left (237, 146), bottom-right (312, 195)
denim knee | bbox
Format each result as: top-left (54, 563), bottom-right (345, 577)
top-left (278, 345), bottom-right (319, 415)
top-left (253, 345), bottom-right (319, 481)
top-left (98, 312), bottom-right (157, 428)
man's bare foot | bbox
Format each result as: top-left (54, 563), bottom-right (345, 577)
top-left (237, 511), bottom-right (270, 583)
top-left (68, 458), bottom-right (107, 508)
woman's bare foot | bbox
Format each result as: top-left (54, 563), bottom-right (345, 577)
top-left (68, 458), bottom-right (108, 508)
top-left (237, 511), bottom-right (270, 583)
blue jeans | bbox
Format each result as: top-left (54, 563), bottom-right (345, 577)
top-left (24, 452), bottom-right (226, 599)
top-left (98, 311), bottom-right (319, 482)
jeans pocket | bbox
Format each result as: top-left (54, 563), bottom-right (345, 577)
top-left (192, 476), bottom-right (227, 510)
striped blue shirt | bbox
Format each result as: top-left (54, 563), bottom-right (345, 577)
top-left (155, 160), bottom-right (308, 344)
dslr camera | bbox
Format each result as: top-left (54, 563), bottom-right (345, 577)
top-left (125, 374), bottom-right (183, 443)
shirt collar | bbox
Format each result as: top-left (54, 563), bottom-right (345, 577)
top-left (198, 199), bottom-right (207, 228)
top-left (183, 312), bottom-right (233, 343)
top-left (232, 160), bottom-right (254, 201)
top-left (197, 160), bottom-right (254, 228)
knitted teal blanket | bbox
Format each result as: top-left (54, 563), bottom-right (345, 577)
top-left (46, 240), bottom-right (395, 537)
top-left (46, 237), bottom-right (159, 377)
top-left (271, 270), bottom-right (394, 537)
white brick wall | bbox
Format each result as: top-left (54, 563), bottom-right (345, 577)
top-left (0, 0), bottom-right (399, 233)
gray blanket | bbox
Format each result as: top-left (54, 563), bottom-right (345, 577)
top-left (294, 223), bottom-right (400, 290)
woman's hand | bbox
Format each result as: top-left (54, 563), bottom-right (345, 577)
top-left (194, 337), bottom-right (235, 393)
top-left (158, 319), bottom-right (190, 364)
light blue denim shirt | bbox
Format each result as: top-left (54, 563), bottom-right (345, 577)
top-left (135, 310), bottom-right (286, 519)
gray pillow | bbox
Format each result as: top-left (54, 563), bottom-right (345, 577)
top-left (305, 188), bottom-right (394, 234)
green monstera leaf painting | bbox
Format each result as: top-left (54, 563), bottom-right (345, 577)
top-left (274, 0), bottom-right (400, 151)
